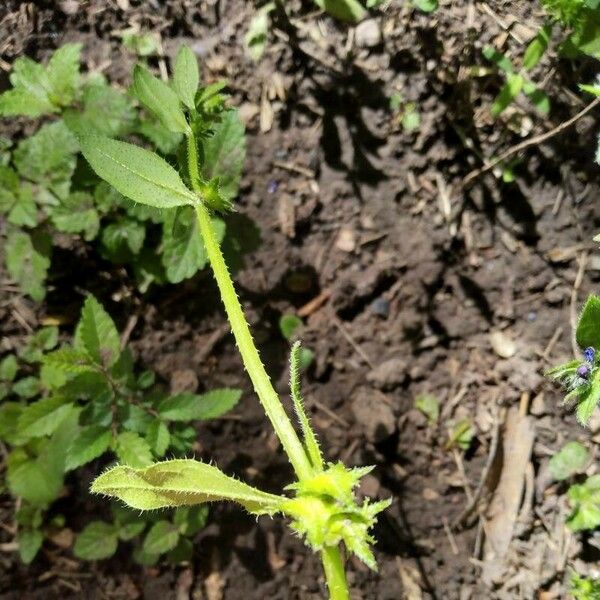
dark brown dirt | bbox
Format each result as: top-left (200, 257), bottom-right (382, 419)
top-left (2, 1), bottom-right (600, 599)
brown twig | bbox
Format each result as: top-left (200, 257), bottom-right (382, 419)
top-left (463, 97), bottom-right (600, 187)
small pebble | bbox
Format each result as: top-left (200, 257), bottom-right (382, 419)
top-left (370, 297), bottom-right (390, 318)
top-left (267, 180), bottom-right (278, 194)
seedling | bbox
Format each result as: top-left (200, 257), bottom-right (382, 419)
top-left (571, 571), bottom-right (600, 599)
top-left (414, 393), bottom-right (439, 425)
top-left (0, 295), bottom-right (240, 564)
top-left (82, 45), bottom-right (389, 599)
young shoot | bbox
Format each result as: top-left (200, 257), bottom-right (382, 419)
top-left (82, 45), bottom-right (389, 599)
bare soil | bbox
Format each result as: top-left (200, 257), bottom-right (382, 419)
top-left (2, 1), bottom-right (600, 599)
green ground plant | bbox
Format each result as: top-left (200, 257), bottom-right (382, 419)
top-left (0, 43), bottom-right (246, 300)
top-left (0, 295), bottom-right (240, 564)
top-left (79, 44), bottom-right (389, 600)
top-left (481, 0), bottom-right (599, 119)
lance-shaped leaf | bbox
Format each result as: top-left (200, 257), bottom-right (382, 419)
top-left (133, 65), bottom-right (189, 133)
top-left (91, 459), bottom-right (284, 513)
top-left (79, 135), bottom-right (197, 209)
top-left (172, 46), bottom-right (199, 110)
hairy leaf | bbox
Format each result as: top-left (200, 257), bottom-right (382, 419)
top-left (172, 46), bottom-right (199, 110)
top-left (91, 459), bottom-right (284, 512)
top-left (133, 65), bottom-right (189, 133)
top-left (80, 135), bottom-right (197, 209)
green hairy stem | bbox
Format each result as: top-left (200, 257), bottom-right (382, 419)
top-left (188, 133), bottom-right (349, 596)
top-left (188, 135), bottom-right (312, 481)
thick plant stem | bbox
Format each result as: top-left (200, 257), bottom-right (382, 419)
top-left (189, 135), bottom-right (311, 481)
top-left (321, 546), bottom-right (349, 600)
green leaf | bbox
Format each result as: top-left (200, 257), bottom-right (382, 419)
top-left (143, 520), bottom-right (180, 555)
top-left (17, 396), bottom-right (72, 438)
top-left (8, 185), bottom-right (38, 227)
top-left (75, 295), bottom-right (120, 368)
top-left (43, 347), bottom-right (97, 375)
top-left (100, 218), bottom-right (146, 263)
top-left (50, 192), bottom-right (100, 240)
top-left (146, 420), bottom-right (170, 457)
top-left (577, 295), bottom-right (600, 350)
top-left (312, 0), bottom-right (367, 22)
top-left (5, 229), bottom-right (51, 302)
top-left (414, 393), bottom-right (440, 424)
top-left (115, 431), bottom-right (153, 468)
top-left (174, 505), bottom-right (208, 536)
top-left (523, 82), bottom-right (550, 115)
top-left (565, 8), bottom-right (600, 59)
top-left (580, 82), bottom-right (600, 97)
top-left (523, 23), bottom-right (552, 70)
top-left (0, 58), bottom-right (56, 117)
top-left (162, 208), bottom-right (225, 283)
top-left (446, 419), bottom-right (475, 451)
top-left (483, 46), bottom-right (514, 73)
top-left (14, 121), bottom-right (79, 198)
top-left (491, 73), bottom-right (524, 117)
top-left (245, 3), bottom-right (275, 61)
top-left (549, 441), bottom-right (589, 480)
top-left (158, 388), bottom-right (241, 421)
top-left (201, 110), bottom-right (246, 203)
top-left (18, 528), bottom-right (43, 564)
top-left (0, 403), bottom-right (24, 444)
top-left (13, 376), bottom-right (41, 399)
top-left (122, 32), bottom-right (159, 57)
top-left (79, 135), bottom-right (197, 209)
top-left (412, 0), bottom-right (438, 12)
top-left (46, 43), bottom-right (82, 107)
top-left (172, 46), bottom-right (199, 110)
top-left (133, 65), bottom-right (189, 134)
top-left (7, 450), bottom-right (63, 505)
top-left (65, 425), bottom-right (112, 471)
top-left (91, 459), bottom-right (284, 513)
top-left (576, 375), bottom-right (600, 425)
top-left (20, 326), bottom-right (59, 363)
top-left (0, 44), bottom-right (81, 117)
top-left (279, 314), bottom-right (303, 340)
top-left (63, 78), bottom-right (135, 138)
top-left (567, 474), bottom-right (600, 531)
top-left (74, 521), bottom-right (118, 560)
top-left (0, 355), bottom-right (18, 381)
top-left (136, 118), bottom-right (183, 155)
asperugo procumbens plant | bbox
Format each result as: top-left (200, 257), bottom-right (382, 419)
top-left (0, 294), bottom-right (240, 564)
top-left (82, 45), bottom-right (390, 599)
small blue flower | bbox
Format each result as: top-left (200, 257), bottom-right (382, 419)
top-left (578, 364), bottom-right (591, 380)
top-left (584, 347), bottom-right (596, 364)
